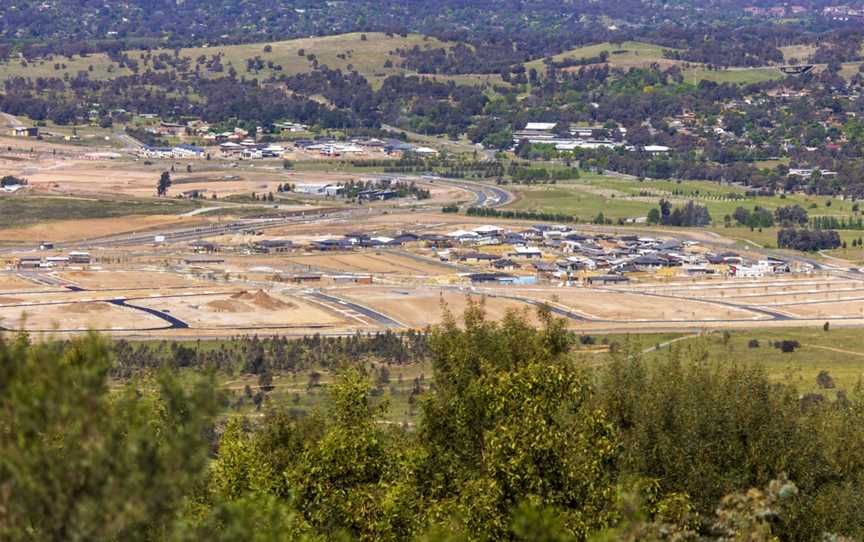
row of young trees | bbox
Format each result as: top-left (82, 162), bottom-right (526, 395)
top-left (4, 305), bottom-right (864, 540)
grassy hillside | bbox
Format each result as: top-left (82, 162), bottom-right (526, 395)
top-left (0, 33), bottom-right (502, 87)
top-left (141, 32), bottom-right (448, 81)
top-left (525, 41), bottom-right (677, 72)
top-left (524, 40), bottom-right (785, 85)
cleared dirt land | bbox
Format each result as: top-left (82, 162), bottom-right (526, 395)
top-left (776, 300), bottom-right (864, 319)
top-left (336, 286), bottom-right (542, 327)
top-left (282, 252), bottom-right (454, 276)
top-left (132, 290), bottom-right (349, 329)
top-left (631, 276), bottom-right (862, 298)
top-left (58, 270), bottom-right (204, 289)
top-left (0, 274), bottom-right (55, 292)
top-left (502, 287), bottom-right (764, 322)
top-left (0, 301), bottom-right (166, 331)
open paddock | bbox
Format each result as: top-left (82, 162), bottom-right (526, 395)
top-left (0, 273), bottom-right (57, 292)
top-left (729, 290), bottom-right (864, 306)
top-left (496, 287), bottom-right (764, 322)
top-left (282, 252), bottom-right (453, 276)
top-left (0, 301), bottom-right (166, 331)
top-left (335, 286), bottom-right (543, 328)
top-left (623, 276), bottom-right (863, 299)
top-left (57, 269), bottom-right (204, 289)
top-left (131, 290), bottom-right (349, 329)
top-left (774, 300), bottom-right (864, 320)
top-left (0, 214), bottom-right (199, 243)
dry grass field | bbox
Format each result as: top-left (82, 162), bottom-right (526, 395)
top-left (0, 214), bottom-right (197, 243)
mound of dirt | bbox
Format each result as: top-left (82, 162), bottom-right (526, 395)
top-left (65, 302), bottom-right (111, 314)
top-left (230, 290), bottom-right (296, 311)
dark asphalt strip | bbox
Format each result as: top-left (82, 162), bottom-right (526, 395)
top-left (307, 292), bottom-right (404, 328)
top-left (107, 299), bottom-right (189, 329)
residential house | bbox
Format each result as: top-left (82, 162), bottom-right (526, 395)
top-left (510, 246), bottom-right (543, 259)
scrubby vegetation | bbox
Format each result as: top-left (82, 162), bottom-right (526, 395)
top-left (4, 305), bottom-right (864, 540)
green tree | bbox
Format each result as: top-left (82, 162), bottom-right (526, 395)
top-left (415, 302), bottom-right (619, 540)
top-left (288, 368), bottom-right (412, 541)
top-left (0, 333), bottom-right (219, 541)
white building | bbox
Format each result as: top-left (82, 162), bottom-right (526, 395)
top-left (524, 122), bottom-right (558, 131)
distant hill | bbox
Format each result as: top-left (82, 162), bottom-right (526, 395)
top-left (0, 33), bottom-right (504, 88)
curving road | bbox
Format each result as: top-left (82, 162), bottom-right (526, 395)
top-left (305, 291), bottom-right (406, 329)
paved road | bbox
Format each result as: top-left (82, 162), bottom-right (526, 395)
top-left (305, 291), bottom-right (405, 328)
top-left (108, 298), bottom-right (189, 329)
top-left (411, 176), bottom-right (513, 208)
top-left (40, 210), bottom-right (356, 251)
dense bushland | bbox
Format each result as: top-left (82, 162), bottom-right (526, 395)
top-left (2, 305), bottom-right (864, 540)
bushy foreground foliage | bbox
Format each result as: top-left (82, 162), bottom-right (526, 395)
top-left (2, 306), bottom-right (864, 540)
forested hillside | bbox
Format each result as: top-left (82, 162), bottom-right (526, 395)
top-left (3, 305), bottom-right (864, 541)
top-left (2, 0), bottom-right (863, 70)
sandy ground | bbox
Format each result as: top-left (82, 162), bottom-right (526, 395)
top-left (638, 278), bottom-right (860, 296)
top-left (58, 270), bottom-right (203, 289)
top-left (336, 286), bottom-right (543, 327)
top-left (282, 252), bottom-right (452, 275)
top-left (489, 287), bottom-right (762, 322)
top-left (731, 291), bottom-right (864, 305)
top-left (0, 274), bottom-right (55, 292)
top-left (0, 287), bottom-right (234, 306)
top-left (0, 301), bottom-right (166, 331)
top-left (133, 291), bottom-right (347, 329)
top-left (777, 301), bottom-right (864, 319)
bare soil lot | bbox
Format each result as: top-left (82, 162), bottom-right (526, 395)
top-left (336, 286), bottom-right (542, 327)
top-left (0, 301), bottom-right (165, 331)
top-left (777, 301), bottom-right (864, 319)
top-left (0, 274), bottom-right (54, 292)
top-left (58, 270), bottom-right (204, 289)
top-left (283, 252), bottom-right (452, 276)
top-left (505, 287), bottom-right (763, 322)
top-left (133, 290), bottom-right (348, 329)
